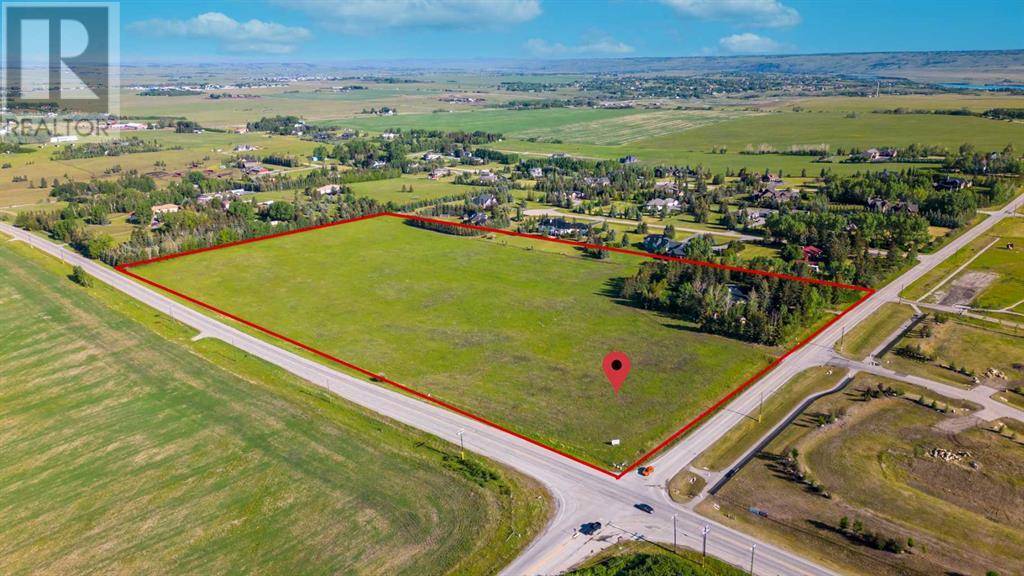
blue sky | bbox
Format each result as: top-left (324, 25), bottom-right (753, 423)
top-left (117, 0), bottom-right (1023, 62)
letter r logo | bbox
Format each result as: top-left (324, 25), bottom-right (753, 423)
top-left (3, 2), bottom-right (119, 114)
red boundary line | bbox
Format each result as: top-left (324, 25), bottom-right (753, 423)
top-left (117, 211), bottom-right (874, 479)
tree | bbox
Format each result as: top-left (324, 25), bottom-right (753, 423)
top-left (70, 265), bottom-right (92, 287)
top-left (85, 233), bottom-right (115, 259)
top-left (266, 201), bottom-right (295, 221)
top-left (839, 516), bottom-right (850, 531)
top-left (781, 244), bottom-right (803, 262)
top-left (663, 224), bottom-right (676, 239)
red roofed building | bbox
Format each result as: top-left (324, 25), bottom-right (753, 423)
top-left (802, 245), bottom-right (824, 262)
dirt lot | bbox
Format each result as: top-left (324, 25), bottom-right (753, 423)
top-left (938, 271), bottom-right (997, 306)
top-left (699, 374), bottom-right (1024, 576)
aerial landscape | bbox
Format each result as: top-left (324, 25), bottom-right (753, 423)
top-left (1, 1), bottom-right (1022, 575)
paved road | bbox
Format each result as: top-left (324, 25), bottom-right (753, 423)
top-left (4, 190), bottom-right (1021, 575)
top-left (0, 224), bottom-right (837, 575)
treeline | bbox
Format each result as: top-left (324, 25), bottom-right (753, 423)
top-left (473, 148), bottom-right (519, 164)
top-left (876, 106), bottom-right (1024, 122)
top-left (247, 115), bottom-right (305, 134)
top-left (944, 143), bottom-right (1023, 175)
top-left (318, 129), bottom-right (502, 169)
top-left (819, 169), bottom-right (1014, 228)
top-left (50, 138), bottom-right (168, 160)
top-left (404, 218), bottom-right (485, 236)
top-left (619, 243), bottom-right (847, 345)
top-left (261, 154), bottom-right (301, 167)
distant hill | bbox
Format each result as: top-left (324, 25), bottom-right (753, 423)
top-left (485, 50), bottom-right (1024, 83)
top-left (124, 50), bottom-right (1024, 85)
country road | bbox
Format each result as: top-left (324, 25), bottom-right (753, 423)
top-left (3, 189), bottom-right (1021, 575)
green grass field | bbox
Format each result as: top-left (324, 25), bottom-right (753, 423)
top-left (492, 139), bottom-right (933, 177)
top-left (0, 238), bottom-right (549, 575)
top-left (128, 216), bottom-right (776, 468)
top-left (566, 541), bottom-right (745, 576)
top-left (958, 219), bottom-right (1024, 310)
top-left (690, 367), bottom-right (847, 472)
top-left (347, 174), bottom-right (485, 205)
top-left (510, 109), bottom-right (757, 145)
top-left (836, 302), bottom-right (917, 359)
top-left (0, 131), bottom-right (317, 210)
top-left (905, 218), bottom-right (1024, 310)
top-left (701, 374), bottom-right (1023, 576)
top-left (327, 107), bottom-right (647, 138)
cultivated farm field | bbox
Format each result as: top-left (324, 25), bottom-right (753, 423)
top-left (128, 216), bottom-right (784, 468)
top-left (0, 239), bottom-right (548, 575)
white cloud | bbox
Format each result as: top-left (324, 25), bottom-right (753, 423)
top-left (525, 35), bottom-right (635, 57)
top-left (128, 12), bottom-right (311, 54)
top-left (661, 0), bottom-right (800, 28)
top-left (283, 0), bottom-right (542, 34)
top-left (718, 33), bottom-right (784, 54)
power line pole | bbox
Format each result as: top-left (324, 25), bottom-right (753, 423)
top-left (672, 514), bottom-right (677, 550)
top-left (750, 543), bottom-right (757, 575)
top-left (701, 524), bottom-right (710, 566)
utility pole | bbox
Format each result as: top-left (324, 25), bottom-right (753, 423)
top-left (750, 543), bottom-right (757, 575)
top-left (672, 514), bottom-right (677, 550)
top-left (457, 429), bottom-right (465, 460)
top-left (701, 524), bottom-right (710, 566)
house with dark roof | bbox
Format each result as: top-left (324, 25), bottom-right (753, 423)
top-left (464, 211), bottom-right (489, 226)
top-left (537, 218), bottom-right (590, 237)
top-left (643, 234), bottom-right (692, 256)
top-left (754, 187), bottom-right (800, 205)
top-left (934, 176), bottom-right (971, 191)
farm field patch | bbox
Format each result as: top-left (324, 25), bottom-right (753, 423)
top-left (511, 109), bottom-right (760, 145)
top-left (122, 215), bottom-right (829, 470)
top-left (328, 107), bottom-right (647, 138)
top-left (639, 110), bottom-right (1024, 151)
top-left (347, 175), bottom-right (485, 205)
top-left (0, 238), bottom-right (548, 576)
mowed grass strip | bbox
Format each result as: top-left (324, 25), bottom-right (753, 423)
top-left (130, 216), bottom-right (774, 467)
top-left (0, 239), bottom-right (548, 576)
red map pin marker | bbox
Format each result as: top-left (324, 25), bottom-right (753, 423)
top-left (603, 351), bottom-right (631, 395)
